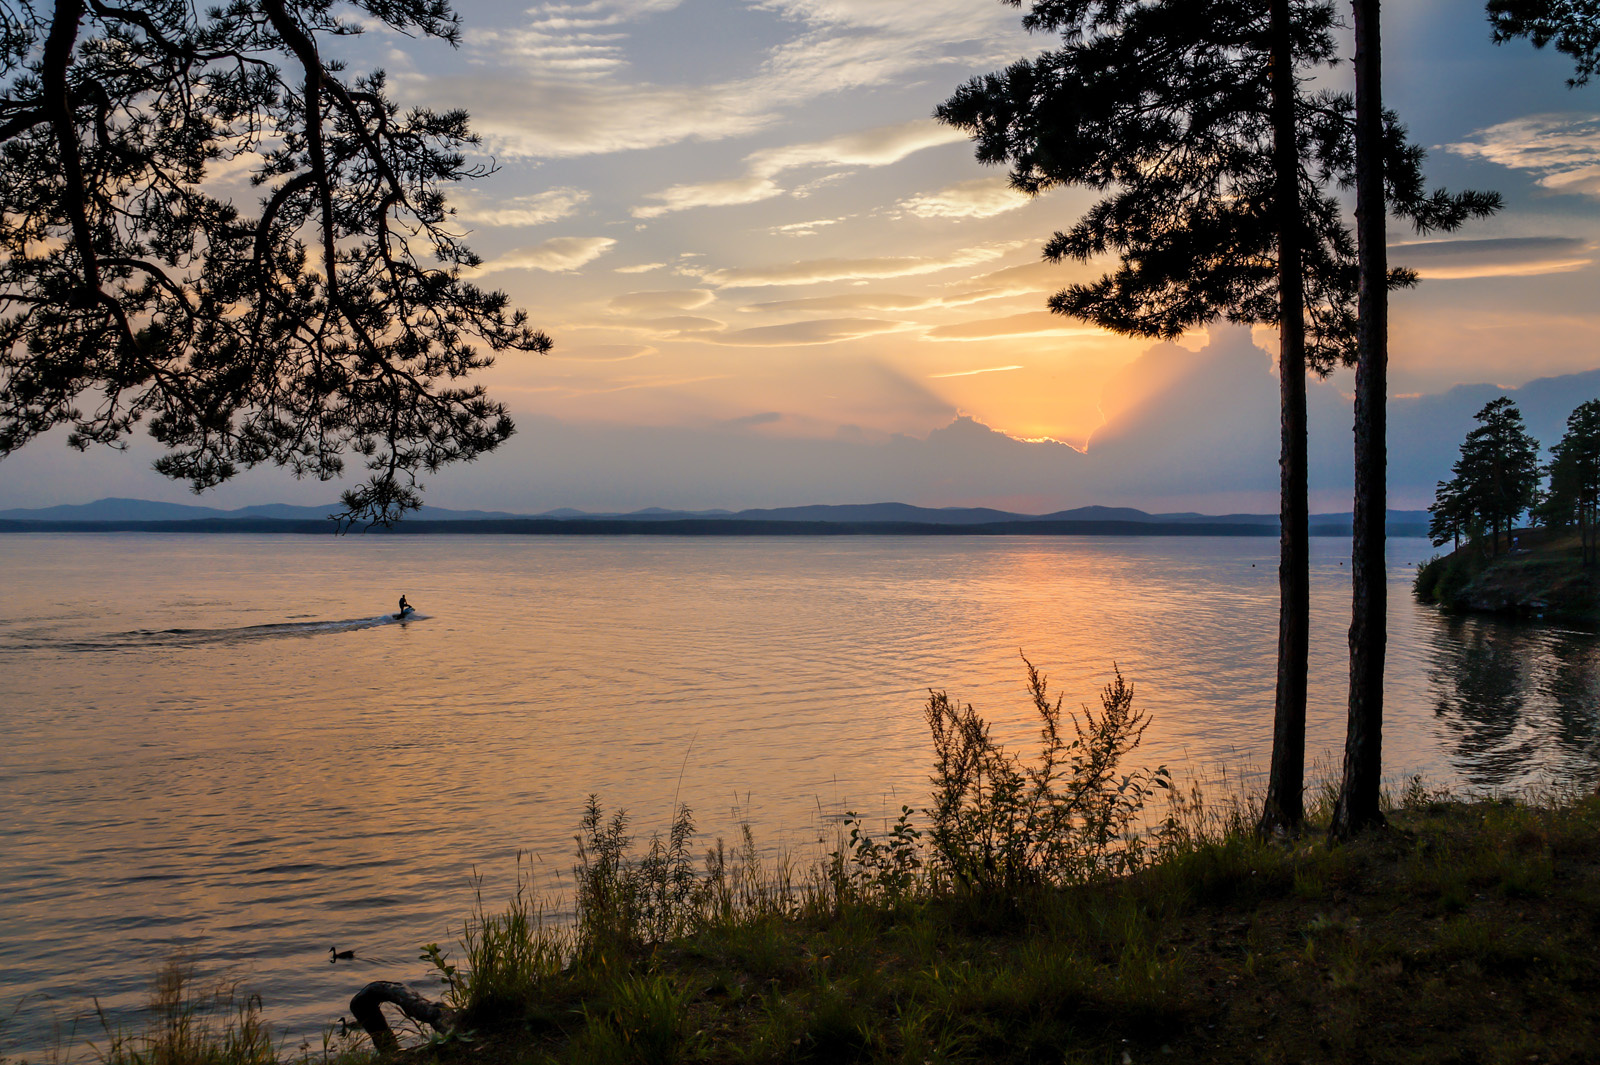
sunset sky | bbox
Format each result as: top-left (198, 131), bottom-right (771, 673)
top-left (4, 0), bottom-right (1599, 514)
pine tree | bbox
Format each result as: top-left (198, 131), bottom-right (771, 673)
top-left (1427, 476), bottom-right (1471, 550)
top-left (1451, 397), bottom-right (1543, 555)
top-left (938, 0), bottom-right (1497, 834)
top-left (0, 0), bottom-right (550, 524)
top-left (1329, 0), bottom-right (1388, 842)
top-left (1488, 0), bottom-right (1600, 85)
top-left (1545, 399), bottom-right (1600, 565)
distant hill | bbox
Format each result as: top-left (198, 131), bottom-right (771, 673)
top-left (0, 498), bottom-right (531, 522)
top-left (0, 497), bottom-right (1432, 534)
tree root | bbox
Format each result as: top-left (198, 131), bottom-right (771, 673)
top-left (349, 981), bottom-right (458, 1054)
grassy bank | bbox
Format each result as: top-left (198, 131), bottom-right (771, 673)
top-left (13, 666), bottom-right (1600, 1065)
top-left (1414, 528), bottom-right (1600, 621)
top-left (36, 785), bottom-right (1600, 1065)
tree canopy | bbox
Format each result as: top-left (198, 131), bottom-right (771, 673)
top-left (937, 0), bottom-right (1497, 370)
top-left (1489, 0), bottom-right (1600, 85)
top-left (1543, 399), bottom-right (1600, 564)
top-left (1431, 397), bottom-right (1542, 556)
top-left (0, 0), bottom-right (549, 524)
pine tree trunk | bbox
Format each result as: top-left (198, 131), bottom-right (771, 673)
top-left (1259, 0), bottom-right (1309, 837)
top-left (1331, 0), bottom-right (1388, 841)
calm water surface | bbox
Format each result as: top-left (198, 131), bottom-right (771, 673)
top-left (2, 533), bottom-right (1596, 1055)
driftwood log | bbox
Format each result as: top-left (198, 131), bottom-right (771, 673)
top-left (349, 981), bottom-right (459, 1054)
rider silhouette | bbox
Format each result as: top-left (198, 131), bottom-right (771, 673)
top-left (398, 594), bottom-right (412, 617)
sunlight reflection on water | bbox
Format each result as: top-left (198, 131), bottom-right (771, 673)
top-left (1, 533), bottom-right (1595, 1056)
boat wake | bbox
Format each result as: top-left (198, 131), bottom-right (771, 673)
top-left (3, 612), bottom-right (427, 653)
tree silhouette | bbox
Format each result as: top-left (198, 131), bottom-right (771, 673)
top-left (1427, 475), bottom-right (1472, 550)
top-left (0, 0), bottom-right (550, 524)
top-left (937, 0), bottom-right (1497, 834)
top-left (1544, 399), bottom-right (1600, 565)
top-left (1439, 397), bottom-right (1543, 556)
top-left (1330, 0), bottom-right (1388, 841)
top-left (1488, 0), bottom-right (1600, 85)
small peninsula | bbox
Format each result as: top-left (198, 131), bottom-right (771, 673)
top-left (1414, 528), bottom-right (1600, 622)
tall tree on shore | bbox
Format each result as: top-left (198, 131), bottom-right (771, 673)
top-left (0, 0), bottom-right (550, 524)
top-left (1545, 400), bottom-right (1600, 565)
top-left (1329, 0), bottom-right (1389, 841)
top-left (939, 0), bottom-right (1498, 835)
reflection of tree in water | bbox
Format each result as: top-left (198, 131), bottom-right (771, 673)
top-left (1538, 631), bottom-right (1600, 761)
top-left (1424, 615), bottom-right (1600, 789)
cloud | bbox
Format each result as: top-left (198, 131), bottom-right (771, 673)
top-left (692, 243), bottom-right (1018, 288)
top-left (415, 0), bottom-right (1027, 160)
top-left (708, 317), bottom-right (908, 345)
top-left (609, 289), bottom-right (717, 314)
top-left (469, 0), bottom-right (688, 80)
top-left (633, 176), bottom-right (784, 219)
top-left (635, 315), bottom-right (727, 336)
top-left (1388, 236), bottom-right (1593, 279)
top-left (550, 343), bottom-right (660, 362)
top-left (737, 293), bottom-right (935, 314)
top-left (769, 218), bottom-right (845, 236)
top-left (898, 177), bottom-right (1031, 220)
top-left (453, 187), bottom-right (591, 227)
top-left (924, 311), bottom-right (1103, 341)
top-left (633, 119), bottom-right (967, 217)
top-left (929, 365), bottom-right (1024, 379)
top-left (477, 236), bottom-right (617, 273)
top-left (749, 119), bottom-right (967, 174)
top-left (942, 260), bottom-right (1080, 305)
top-left (1446, 114), bottom-right (1600, 198)
top-left (721, 411), bottom-right (784, 428)
top-left (615, 262), bottom-right (669, 274)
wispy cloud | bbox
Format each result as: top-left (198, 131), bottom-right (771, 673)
top-left (469, 0), bottom-right (687, 80)
top-left (1389, 236), bottom-right (1593, 278)
top-left (737, 293), bottom-right (935, 314)
top-left (549, 343), bottom-right (660, 362)
top-left (609, 289), bottom-right (718, 314)
top-left (929, 365), bottom-right (1024, 378)
top-left (633, 120), bottom-right (965, 218)
top-left (691, 243), bottom-right (1018, 288)
top-left (924, 311), bottom-right (1104, 341)
top-left (708, 317), bottom-right (909, 346)
top-left (415, 0), bottom-right (1026, 161)
top-left (898, 177), bottom-right (1031, 220)
top-left (1446, 114), bottom-right (1600, 199)
top-left (454, 187), bottom-right (591, 226)
top-left (768, 218), bottom-right (846, 236)
top-left (477, 236), bottom-right (618, 273)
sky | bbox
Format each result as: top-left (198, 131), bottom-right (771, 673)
top-left (3, 0), bottom-right (1599, 514)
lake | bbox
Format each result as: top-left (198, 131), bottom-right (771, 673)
top-left (2, 532), bottom-right (1596, 1057)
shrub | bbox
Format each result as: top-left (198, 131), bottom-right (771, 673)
top-left (923, 657), bottom-right (1169, 895)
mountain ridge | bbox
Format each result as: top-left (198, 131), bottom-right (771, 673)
top-left (0, 497), bottom-right (1432, 528)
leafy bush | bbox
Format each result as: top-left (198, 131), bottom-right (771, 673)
top-left (1414, 556), bottom-right (1444, 602)
top-left (575, 797), bottom-right (734, 952)
top-left (923, 657), bottom-right (1169, 895)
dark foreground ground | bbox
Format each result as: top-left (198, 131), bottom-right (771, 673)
top-left (55, 788), bottom-right (1600, 1065)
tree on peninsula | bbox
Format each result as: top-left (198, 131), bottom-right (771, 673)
top-left (1432, 397), bottom-right (1542, 557)
top-left (0, 0), bottom-right (549, 524)
top-left (937, 0), bottom-right (1497, 835)
top-left (1543, 399), bottom-right (1600, 564)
